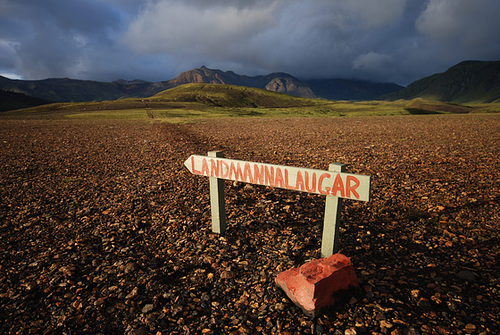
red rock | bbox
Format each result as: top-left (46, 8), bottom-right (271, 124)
top-left (275, 254), bottom-right (358, 317)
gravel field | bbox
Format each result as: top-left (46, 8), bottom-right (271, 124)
top-left (1, 115), bottom-right (499, 334)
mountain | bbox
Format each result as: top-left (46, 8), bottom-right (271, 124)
top-left (168, 66), bottom-right (317, 98)
top-left (306, 78), bottom-right (403, 101)
top-left (0, 89), bottom-right (51, 112)
top-left (0, 67), bottom-right (401, 106)
top-left (384, 60), bottom-right (500, 103)
top-left (0, 75), bottom-right (159, 102)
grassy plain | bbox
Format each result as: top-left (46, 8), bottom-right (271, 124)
top-left (1, 83), bottom-right (499, 121)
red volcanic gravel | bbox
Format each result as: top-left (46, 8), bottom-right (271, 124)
top-left (1, 115), bottom-right (499, 334)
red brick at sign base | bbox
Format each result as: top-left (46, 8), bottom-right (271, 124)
top-left (275, 254), bottom-right (359, 317)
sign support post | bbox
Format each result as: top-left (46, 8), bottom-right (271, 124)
top-left (208, 151), bottom-right (226, 234)
top-left (321, 163), bottom-right (345, 257)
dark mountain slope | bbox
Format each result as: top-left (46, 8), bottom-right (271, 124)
top-left (0, 89), bottom-right (51, 112)
top-left (384, 60), bottom-right (500, 103)
top-left (306, 78), bottom-right (403, 101)
top-left (0, 75), bottom-right (159, 102)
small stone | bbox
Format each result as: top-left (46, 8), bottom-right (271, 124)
top-left (142, 304), bottom-right (154, 313)
top-left (456, 270), bottom-right (477, 282)
top-left (406, 327), bottom-right (421, 335)
top-left (275, 302), bottom-right (286, 311)
top-left (126, 287), bottom-right (139, 299)
top-left (447, 301), bottom-right (457, 312)
top-left (315, 324), bottom-right (326, 334)
top-left (464, 324), bottom-right (476, 333)
top-left (238, 325), bottom-right (250, 333)
top-left (243, 184), bottom-right (254, 191)
top-left (411, 289), bottom-right (420, 298)
top-left (94, 297), bottom-right (106, 306)
top-left (380, 320), bottom-right (393, 328)
top-left (220, 270), bottom-right (234, 279)
top-left (420, 324), bottom-right (432, 333)
top-left (417, 298), bottom-right (431, 310)
top-left (130, 327), bottom-right (149, 335)
top-left (59, 266), bottom-right (76, 277)
top-left (435, 326), bottom-right (451, 334)
top-left (124, 262), bottom-right (138, 274)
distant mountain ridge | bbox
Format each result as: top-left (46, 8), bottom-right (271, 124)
top-left (0, 75), bottom-right (156, 103)
top-left (0, 66), bottom-right (402, 107)
top-left (384, 60), bottom-right (500, 103)
top-left (2, 60), bottom-right (499, 112)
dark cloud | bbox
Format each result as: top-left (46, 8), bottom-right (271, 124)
top-left (1, 0), bottom-right (500, 85)
top-left (416, 0), bottom-right (500, 56)
top-left (0, 0), bottom-right (128, 80)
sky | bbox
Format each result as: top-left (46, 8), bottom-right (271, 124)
top-left (1, 0), bottom-right (500, 86)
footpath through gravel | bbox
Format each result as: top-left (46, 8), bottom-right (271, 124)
top-left (1, 115), bottom-right (499, 334)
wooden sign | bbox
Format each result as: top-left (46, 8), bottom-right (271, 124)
top-left (184, 155), bottom-right (370, 201)
top-left (184, 151), bottom-right (371, 257)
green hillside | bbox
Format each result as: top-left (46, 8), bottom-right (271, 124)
top-left (385, 60), bottom-right (500, 103)
top-left (149, 83), bottom-right (322, 107)
top-left (2, 83), bottom-right (498, 121)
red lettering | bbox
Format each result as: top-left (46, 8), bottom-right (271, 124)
top-left (210, 158), bottom-right (219, 177)
top-left (318, 173), bottom-right (331, 195)
top-left (330, 174), bottom-right (345, 197)
top-left (229, 162), bottom-right (243, 181)
top-left (284, 169), bottom-right (297, 190)
top-left (201, 158), bottom-right (209, 176)
top-left (192, 156), bottom-right (201, 174)
top-left (305, 171), bottom-right (316, 193)
top-left (295, 170), bottom-right (305, 191)
top-left (265, 166), bottom-right (275, 187)
top-left (253, 164), bottom-right (264, 184)
top-left (346, 176), bottom-right (360, 199)
top-left (220, 160), bottom-right (229, 178)
top-left (275, 167), bottom-right (285, 188)
top-left (243, 163), bottom-right (254, 183)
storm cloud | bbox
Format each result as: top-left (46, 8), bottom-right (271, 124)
top-left (1, 0), bottom-right (500, 85)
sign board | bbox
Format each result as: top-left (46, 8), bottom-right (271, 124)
top-left (184, 155), bottom-right (370, 201)
top-left (184, 151), bottom-right (371, 257)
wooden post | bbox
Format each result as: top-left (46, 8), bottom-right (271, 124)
top-left (208, 151), bottom-right (226, 234)
top-left (321, 163), bottom-right (346, 257)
